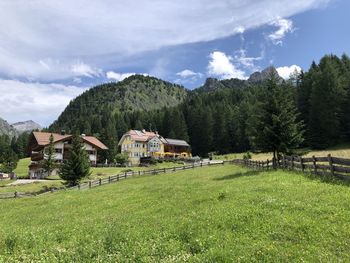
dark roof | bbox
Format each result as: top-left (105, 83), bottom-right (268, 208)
top-left (165, 138), bottom-right (190, 147)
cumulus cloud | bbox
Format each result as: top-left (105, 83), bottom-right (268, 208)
top-left (268, 18), bottom-right (294, 45)
top-left (0, 79), bottom-right (87, 126)
top-left (0, 0), bottom-right (330, 81)
top-left (276, 65), bottom-right (302, 79)
top-left (106, 71), bottom-right (148, 82)
top-left (208, 51), bottom-right (247, 79)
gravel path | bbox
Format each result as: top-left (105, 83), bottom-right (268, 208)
top-left (9, 179), bottom-right (47, 185)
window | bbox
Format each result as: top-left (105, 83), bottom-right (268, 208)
top-left (54, 148), bottom-right (62, 154)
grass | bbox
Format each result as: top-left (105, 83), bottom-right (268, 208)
top-left (13, 158), bottom-right (31, 178)
top-left (0, 161), bottom-right (185, 194)
top-left (0, 181), bottom-right (64, 194)
top-left (1, 165), bottom-right (350, 262)
top-left (214, 143), bottom-right (350, 161)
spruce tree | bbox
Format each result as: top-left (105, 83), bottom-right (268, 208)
top-left (1, 148), bottom-right (18, 174)
top-left (43, 134), bottom-right (56, 176)
top-left (59, 135), bottom-right (91, 185)
top-left (247, 72), bottom-right (304, 164)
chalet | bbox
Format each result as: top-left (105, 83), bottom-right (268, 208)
top-left (118, 129), bottom-right (191, 165)
top-left (27, 132), bottom-right (108, 179)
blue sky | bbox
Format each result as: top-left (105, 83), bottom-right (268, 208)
top-left (0, 0), bottom-right (348, 126)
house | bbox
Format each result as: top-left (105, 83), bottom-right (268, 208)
top-left (118, 129), bottom-right (191, 165)
top-left (27, 131), bottom-right (108, 179)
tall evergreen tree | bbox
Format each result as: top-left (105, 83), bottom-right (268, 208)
top-left (42, 134), bottom-right (56, 176)
top-left (247, 73), bottom-right (304, 163)
top-left (59, 135), bottom-right (91, 185)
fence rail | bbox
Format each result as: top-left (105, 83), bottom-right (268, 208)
top-left (0, 161), bottom-right (225, 199)
top-left (234, 154), bottom-right (350, 181)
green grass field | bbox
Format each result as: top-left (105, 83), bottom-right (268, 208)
top-left (13, 158), bottom-right (31, 178)
top-left (214, 143), bottom-right (350, 161)
top-left (1, 164), bottom-right (350, 262)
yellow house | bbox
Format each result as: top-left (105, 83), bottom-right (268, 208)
top-left (118, 129), bottom-right (191, 166)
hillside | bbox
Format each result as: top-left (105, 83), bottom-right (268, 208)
top-left (0, 117), bottom-right (17, 138)
top-left (1, 165), bottom-right (350, 261)
top-left (50, 75), bottom-right (188, 132)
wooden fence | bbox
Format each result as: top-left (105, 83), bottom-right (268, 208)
top-left (0, 161), bottom-right (224, 199)
top-left (234, 154), bottom-right (350, 181)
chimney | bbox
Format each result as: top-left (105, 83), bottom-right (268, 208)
top-left (61, 130), bottom-right (66, 135)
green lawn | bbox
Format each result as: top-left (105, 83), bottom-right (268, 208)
top-left (13, 158), bottom-right (31, 178)
top-left (214, 143), bottom-right (350, 161)
top-left (1, 165), bottom-right (350, 262)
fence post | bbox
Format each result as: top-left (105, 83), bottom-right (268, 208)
top-left (300, 156), bottom-right (304, 173)
top-left (89, 181), bottom-right (91, 189)
top-left (117, 175), bottom-right (119, 181)
top-left (138, 171), bottom-right (141, 176)
top-left (99, 178), bottom-right (102, 186)
top-left (291, 156), bottom-right (294, 171)
top-left (328, 154), bottom-right (334, 177)
top-left (282, 154), bottom-right (286, 169)
top-left (125, 172), bottom-right (127, 178)
top-left (78, 184), bottom-right (81, 190)
top-left (108, 176), bottom-right (111, 183)
top-left (14, 191), bottom-right (18, 198)
top-left (200, 162), bottom-right (203, 167)
top-left (312, 155), bottom-right (317, 174)
top-left (173, 166), bottom-right (176, 171)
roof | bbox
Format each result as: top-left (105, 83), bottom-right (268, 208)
top-left (32, 132), bottom-right (71, 146)
top-left (164, 138), bottom-right (190, 147)
top-left (32, 132), bottom-right (108, 150)
top-left (82, 136), bottom-right (108, 150)
top-left (120, 129), bottom-right (158, 143)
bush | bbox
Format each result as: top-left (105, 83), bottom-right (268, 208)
top-left (115, 153), bottom-right (128, 166)
top-left (243, 151), bottom-right (252, 160)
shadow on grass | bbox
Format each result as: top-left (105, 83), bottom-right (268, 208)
top-left (214, 169), bottom-right (264, 181)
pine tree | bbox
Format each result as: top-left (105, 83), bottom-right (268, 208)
top-left (59, 135), bottom-right (91, 185)
top-left (42, 134), bottom-right (56, 176)
top-left (247, 72), bottom-right (304, 164)
top-left (1, 148), bottom-right (18, 173)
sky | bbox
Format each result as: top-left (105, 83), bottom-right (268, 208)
top-left (0, 0), bottom-right (349, 126)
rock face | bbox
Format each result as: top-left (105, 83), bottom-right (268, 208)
top-left (0, 117), bottom-right (17, 137)
top-left (248, 66), bottom-right (283, 84)
top-left (198, 66), bottom-right (283, 92)
top-left (11, 120), bottom-right (42, 133)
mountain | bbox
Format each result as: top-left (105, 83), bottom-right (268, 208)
top-left (197, 66), bottom-right (282, 92)
top-left (0, 117), bottom-right (17, 138)
top-left (248, 66), bottom-right (283, 84)
top-left (11, 120), bottom-right (42, 133)
top-left (50, 75), bottom-right (188, 132)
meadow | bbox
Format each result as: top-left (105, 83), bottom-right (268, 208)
top-left (1, 164), bottom-right (350, 262)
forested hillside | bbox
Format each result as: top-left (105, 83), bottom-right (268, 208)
top-left (48, 54), bottom-right (350, 159)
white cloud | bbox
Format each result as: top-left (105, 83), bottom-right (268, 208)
top-left (176, 69), bottom-right (203, 78)
top-left (0, 79), bottom-right (87, 126)
top-left (106, 71), bottom-right (148, 82)
top-left (71, 62), bottom-right (102, 78)
top-left (234, 49), bottom-right (264, 71)
top-left (276, 65), bottom-right (302, 79)
top-left (268, 18), bottom-right (294, 45)
top-left (0, 0), bottom-right (330, 80)
top-left (208, 51), bottom-right (247, 79)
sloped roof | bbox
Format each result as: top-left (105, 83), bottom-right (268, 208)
top-left (82, 136), bottom-right (108, 150)
top-left (33, 132), bottom-right (71, 146)
top-left (165, 138), bottom-right (190, 147)
top-left (32, 132), bottom-right (108, 150)
top-left (124, 130), bottom-right (157, 142)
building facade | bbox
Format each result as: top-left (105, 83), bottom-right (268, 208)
top-left (27, 132), bottom-right (108, 179)
top-left (118, 129), bottom-right (191, 166)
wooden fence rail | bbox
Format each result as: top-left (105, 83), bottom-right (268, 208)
top-left (234, 154), bottom-right (350, 182)
top-left (0, 161), bottom-right (224, 199)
